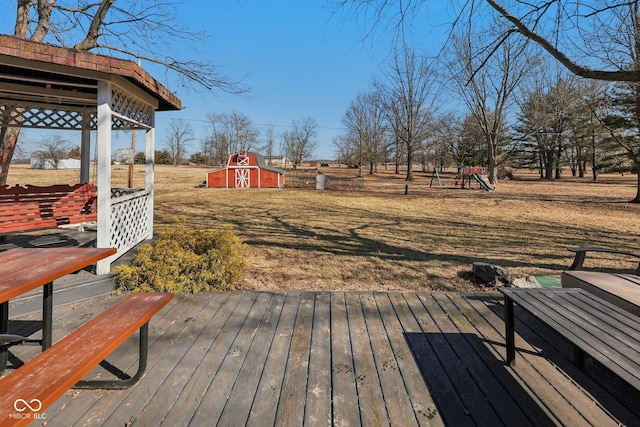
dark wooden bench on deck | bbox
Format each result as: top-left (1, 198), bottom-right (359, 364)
top-left (500, 287), bottom-right (640, 393)
top-left (568, 247), bottom-right (640, 275)
top-left (562, 247), bottom-right (640, 316)
top-left (0, 292), bottom-right (172, 426)
top-left (0, 183), bottom-right (97, 234)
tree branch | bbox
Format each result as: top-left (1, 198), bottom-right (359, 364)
top-left (95, 44), bottom-right (247, 94)
top-left (486, 0), bottom-right (640, 81)
top-left (73, 0), bottom-right (114, 51)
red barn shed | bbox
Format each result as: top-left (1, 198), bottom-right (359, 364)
top-left (206, 152), bottom-right (285, 188)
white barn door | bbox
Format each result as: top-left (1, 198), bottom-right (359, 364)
top-left (235, 169), bottom-right (250, 188)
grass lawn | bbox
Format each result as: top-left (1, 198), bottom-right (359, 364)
top-left (7, 163), bottom-right (640, 291)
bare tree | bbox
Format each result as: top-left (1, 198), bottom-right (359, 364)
top-left (261, 126), bottom-right (277, 165)
top-left (333, 134), bottom-right (358, 166)
top-left (448, 27), bottom-right (532, 186)
top-left (164, 119), bottom-right (194, 166)
top-left (282, 118), bottom-right (318, 169)
top-left (199, 136), bottom-right (217, 166)
top-left (342, 91), bottom-right (389, 176)
top-left (375, 48), bottom-right (436, 181)
top-left (329, 0), bottom-right (640, 200)
top-left (492, 0), bottom-right (640, 201)
top-left (206, 112), bottom-right (260, 164)
top-left (32, 135), bottom-right (71, 170)
top-left (0, 0), bottom-right (247, 185)
top-left (433, 113), bottom-right (471, 167)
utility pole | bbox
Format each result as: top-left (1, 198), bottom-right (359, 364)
top-left (128, 130), bottom-right (136, 188)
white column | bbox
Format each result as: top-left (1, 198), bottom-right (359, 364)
top-left (96, 81), bottom-right (113, 275)
top-left (80, 109), bottom-right (91, 184)
top-left (145, 113), bottom-right (155, 239)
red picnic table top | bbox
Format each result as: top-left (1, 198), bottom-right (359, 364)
top-left (0, 247), bottom-right (117, 303)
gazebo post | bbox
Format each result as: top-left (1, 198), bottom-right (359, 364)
top-left (96, 81), bottom-right (113, 275)
top-left (80, 109), bottom-right (91, 184)
top-left (145, 118), bottom-right (155, 239)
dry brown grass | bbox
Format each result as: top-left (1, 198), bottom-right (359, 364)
top-left (7, 163), bottom-right (640, 291)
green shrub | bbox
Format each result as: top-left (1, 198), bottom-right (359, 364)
top-left (113, 224), bottom-right (247, 293)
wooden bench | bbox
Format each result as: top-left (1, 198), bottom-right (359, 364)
top-left (0, 292), bottom-right (172, 426)
top-left (501, 287), bottom-right (640, 392)
top-left (562, 247), bottom-right (640, 315)
top-left (567, 247), bottom-right (640, 275)
top-left (0, 183), bottom-right (97, 234)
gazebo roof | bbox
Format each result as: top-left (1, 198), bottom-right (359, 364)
top-left (0, 34), bottom-right (182, 112)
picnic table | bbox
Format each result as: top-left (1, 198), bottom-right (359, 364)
top-left (500, 287), bottom-right (640, 392)
top-left (0, 247), bottom-right (116, 372)
top-left (0, 247), bottom-right (172, 426)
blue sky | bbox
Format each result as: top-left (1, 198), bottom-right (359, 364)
top-left (159, 0), bottom-right (382, 159)
top-left (3, 0), bottom-right (455, 160)
top-left (152, 0), bottom-right (454, 159)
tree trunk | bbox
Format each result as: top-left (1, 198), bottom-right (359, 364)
top-left (634, 162), bottom-right (640, 203)
top-left (14, 0), bottom-right (30, 37)
top-left (538, 152), bottom-right (543, 178)
top-left (0, 0), bottom-right (54, 185)
top-left (394, 139), bottom-right (401, 174)
top-left (0, 127), bottom-right (20, 186)
top-left (405, 143), bottom-right (414, 181)
top-left (487, 135), bottom-right (498, 186)
top-left (591, 133), bottom-right (598, 181)
top-left (554, 141), bottom-right (563, 179)
top-left (32, 1), bottom-right (55, 43)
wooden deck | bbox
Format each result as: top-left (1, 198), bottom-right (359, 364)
top-left (6, 291), bottom-right (640, 426)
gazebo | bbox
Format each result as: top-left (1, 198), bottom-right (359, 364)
top-left (0, 35), bottom-right (182, 274)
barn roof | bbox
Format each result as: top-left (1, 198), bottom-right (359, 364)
top-left (252, 152), bottom-right (286, 174)
top-left (207, 152), bottom-right (286, 174)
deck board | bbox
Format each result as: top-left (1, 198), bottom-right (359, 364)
top-left (4, 290), bottom-right (640, 426)
top-left (383, 293), bottom-right (443, 426)
top-left (304, 291), bottom-right (332, 426)
top-left (273, 292), bottom-right (315, 427)
top-left (347, 292), bottom-right (390, 427)
top-left (191, 292), bottom-right (273, 426)
top-left (329, 291), bottom-right (361, 427)
top-left (245, 292), bottom-right (301, 427)
top-left (217, 292), bottom-right (286, 427)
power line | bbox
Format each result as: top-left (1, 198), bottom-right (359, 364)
top-left (161, 117), bottom-right (346, 131)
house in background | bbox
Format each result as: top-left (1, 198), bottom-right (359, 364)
top-left (206, 152), bottom-right (285, 188)
top-left (30, 152), bottom-right (81, 170)
top-left (265, 155), bottom-right (286, 167)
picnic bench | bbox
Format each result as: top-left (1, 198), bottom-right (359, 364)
top-left (567, 247), bottom-right (640, 275)
top-left (0, 247), bottom-right (172, 426)
top-left (500, 287), bottom-right (640, 393)
top-left (0, 292), bottom-right (172, 426)
top-left (0, 183), bottom-right (97, 234)
top-left (562, 247), bottom-right (640, 316)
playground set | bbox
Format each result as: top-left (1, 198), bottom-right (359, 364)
top-left (430, 166), bottom-right (495, 192)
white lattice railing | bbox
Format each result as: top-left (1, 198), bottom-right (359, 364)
top-left (110, 189), bottom-right (152, 255)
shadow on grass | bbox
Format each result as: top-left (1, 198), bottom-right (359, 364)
top-left (240, 212), bottom-right (573, 271)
